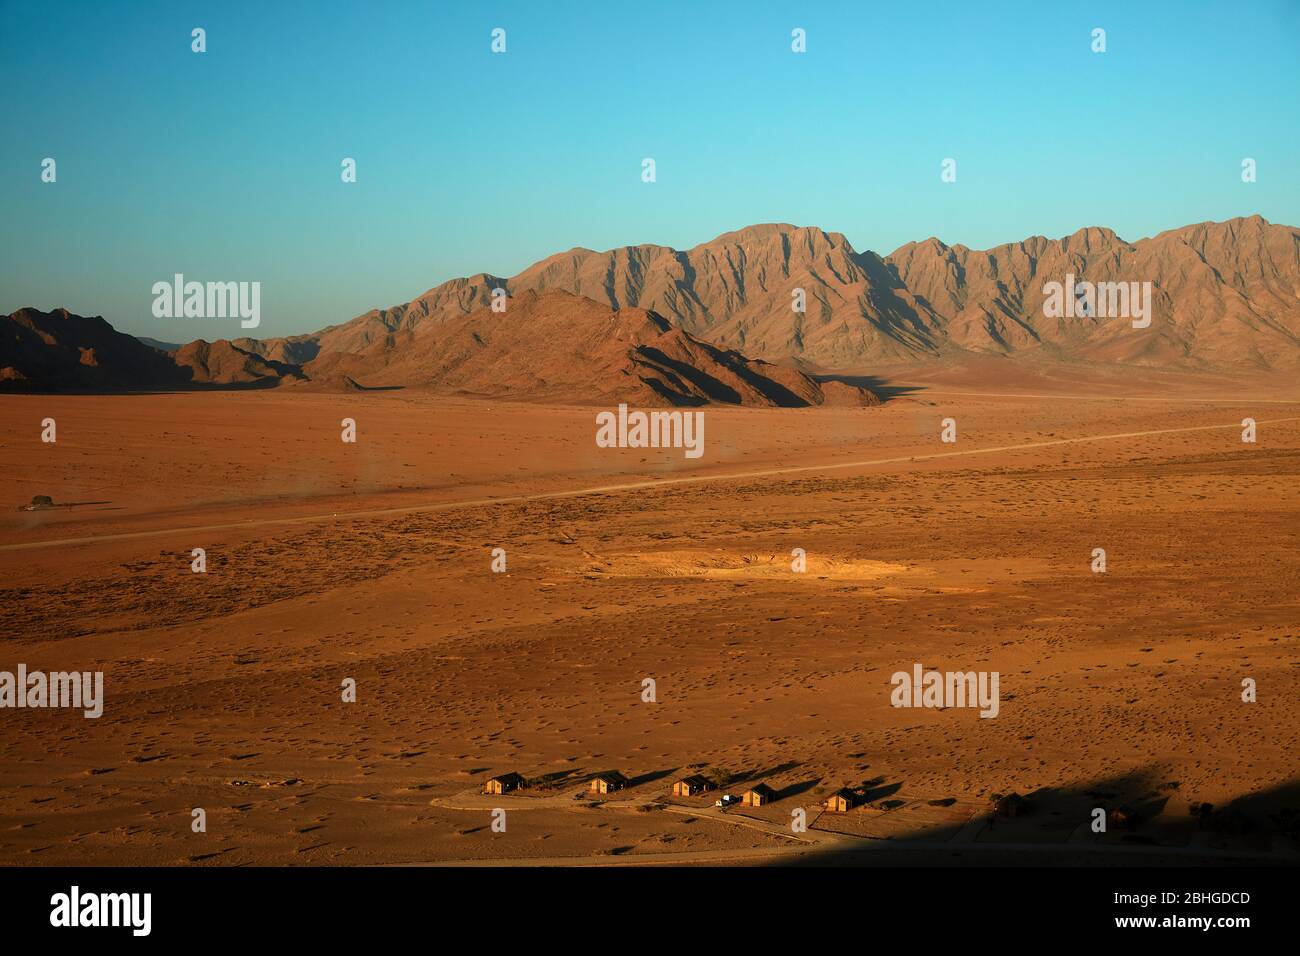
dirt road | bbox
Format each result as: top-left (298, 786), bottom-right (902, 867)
top-left (6, 414), bottom-right (1296, 553)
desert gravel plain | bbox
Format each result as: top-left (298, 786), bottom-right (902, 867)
top-left (2, 361), bottom-right (1299, 866)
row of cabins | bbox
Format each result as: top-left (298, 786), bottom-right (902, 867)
top-left (484, 770), bottom-right (782, 806)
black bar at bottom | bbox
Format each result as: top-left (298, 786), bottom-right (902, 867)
top-left (0, 864), bottom-right (1288, 942)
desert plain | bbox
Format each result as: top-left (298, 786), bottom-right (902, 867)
top-left (2, 359), bottom-right (1299, 866)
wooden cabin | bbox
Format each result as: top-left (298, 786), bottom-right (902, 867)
top-left (589, 771), bottom-right (629, 794)
top-left (825, 789), bottom-right (857, 813)
top-left (1109, 805), bottom-right (1143, 829)
top-left (484, 772), bottom-right (526, 795)
top-left (743, 783), bottom-right (775, 806)
top-left (993, 792), bottom-right (1030, 818)
top-left (672, 774), bottom-right (713, 797)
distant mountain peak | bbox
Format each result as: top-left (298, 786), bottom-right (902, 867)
top-left (294, 214), bottom-right (1296, 373)
top-left (8, 215), bottom-right (1297, 396)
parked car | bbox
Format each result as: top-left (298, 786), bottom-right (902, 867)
top-left (715, 794), bottom-right (739, 807)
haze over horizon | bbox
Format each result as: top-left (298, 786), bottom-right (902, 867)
top-left (3, 0), bottom-right (1299, 340)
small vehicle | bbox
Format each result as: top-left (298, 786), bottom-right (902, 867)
top-left (715, 794), bottom-right (739, 807)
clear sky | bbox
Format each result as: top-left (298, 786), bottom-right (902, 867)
top-left (2, 0), bottom-right (1298, 341)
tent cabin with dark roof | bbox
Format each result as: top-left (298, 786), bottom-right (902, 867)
top-left (825, 789), bottom-right (857, 813)
top-left (484, 772), bottom-right (526, 795)
top-left (589, 771), bottom-right (629, 794)
top-left (672, 774), bottom-right (713, 797)
top-left (743, 783), bottom-right (775, 806)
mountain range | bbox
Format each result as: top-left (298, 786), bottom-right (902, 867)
top-left (4, 216), bottom-right (1297, 403)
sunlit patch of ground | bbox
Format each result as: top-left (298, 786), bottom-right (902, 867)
top-left (578, 549), bottom-right (916, 581)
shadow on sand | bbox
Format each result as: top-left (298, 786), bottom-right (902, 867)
top-left (812, 373), bottom-right (926, 403)
top-left (771, 768), bottom-right (1300, 866)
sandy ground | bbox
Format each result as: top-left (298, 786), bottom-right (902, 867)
top-left (2, 364), bottom-right (1299, 866)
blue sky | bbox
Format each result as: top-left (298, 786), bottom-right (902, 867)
top-left (2, 0), bottom-right (1298, 340)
